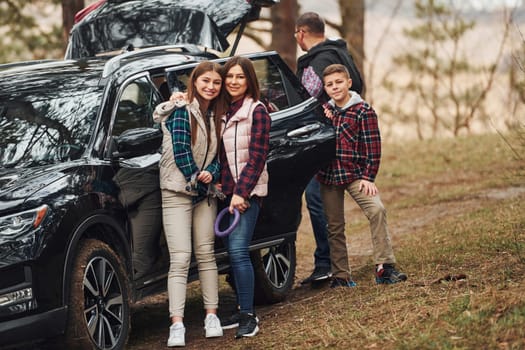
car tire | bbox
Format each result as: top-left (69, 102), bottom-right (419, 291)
top-left (252, 240), bottom-right (296, 304)
top-left (65, 239), bottom-right (130, 350)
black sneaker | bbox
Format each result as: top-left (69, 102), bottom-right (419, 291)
top-left (330, 277), bottom-right (357, 288)
top-left (375, 264), bottom-right (407, 284)
top-left (300, 266), bottom-right (332, 284)
top-left (221, 312), bottom-right (241, 330)
top-left (235, 313), bottom-right (259, 338)
top-left (222, 312), bottom-right (259, 330)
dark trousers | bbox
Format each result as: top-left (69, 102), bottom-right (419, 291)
top-left (305, 177), bottom-right (331, 269)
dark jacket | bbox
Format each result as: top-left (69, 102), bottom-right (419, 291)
top-left (296, 38), bottom-right (364, 103)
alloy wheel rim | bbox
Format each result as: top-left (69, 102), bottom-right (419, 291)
top-left (262, 244), bottom-right (292, 288)
top-left (83, 256), bottom-right (124, 349)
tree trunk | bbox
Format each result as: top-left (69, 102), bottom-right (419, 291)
top-left (62, 0), bottom-right (85, 47)
top-left (338, 0), bottom-right (365, 84)
top-left (271, 0), bottom-right (299, 71)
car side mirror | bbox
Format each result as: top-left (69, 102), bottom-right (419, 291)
top-left (112, 127), bottom-right (162, 159)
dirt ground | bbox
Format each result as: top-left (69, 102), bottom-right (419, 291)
top-left (120, 185), bottom-right (525, 350)
top-left (21, 182), bottom-right (524, 350)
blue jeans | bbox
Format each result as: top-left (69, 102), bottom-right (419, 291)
top-left (305, 177), bottom-right (331, 269)
top-left (224, 197), bottom-right (260, 314)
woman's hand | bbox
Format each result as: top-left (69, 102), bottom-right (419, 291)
top-left (229, 194), bottom-right (250, 214)
top-left (197, 170), bottom-right (213, 184)
top-left (170, 91), bottom-right (188, 102)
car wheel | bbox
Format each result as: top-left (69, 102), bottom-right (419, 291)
top-left (252, 240), bottom-right (296, 304)
top-left (65, 239), bottom-right (130, 350)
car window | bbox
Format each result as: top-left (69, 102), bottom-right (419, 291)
top-left (166, 57), bottom-right (297, 114)
top-left (151, 74), bottom-right (171, 101)
top-left (113, 76), bottom-right (162, 136)
top-left (167, 68), bottom-right (191, 93)
top-left (251, 58), bottom-right (290, 112)
top-left (0, 87), bottom-right (100, 168)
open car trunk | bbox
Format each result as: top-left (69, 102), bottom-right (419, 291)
top-left (65, 0), bottom-right (278, 59)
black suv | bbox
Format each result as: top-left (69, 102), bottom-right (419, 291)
top-left (0, 1), bottom-right (335, 349)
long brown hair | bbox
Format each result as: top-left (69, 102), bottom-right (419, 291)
top-left (215, 56), bottom-right (261, 154)
top-left (186, 61), bottom-right (223, 145)
top-left (221, 56), bottom-right (261, 103)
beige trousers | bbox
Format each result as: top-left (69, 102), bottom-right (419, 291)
top-left (320, 180), bottom-right (396, 280)
top-left (161, 189), bottom-right (219, 318)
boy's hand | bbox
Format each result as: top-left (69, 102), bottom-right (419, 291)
top-left (322, 103), bottom-right (334, 120)
top-left (359, 179), bottom-right (378, 197)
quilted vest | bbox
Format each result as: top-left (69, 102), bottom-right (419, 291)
top-left (156, 99), bottom-right (217, 195)
top-left (221, 97), bottom-right (268, 197)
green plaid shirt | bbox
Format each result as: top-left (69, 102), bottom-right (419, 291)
top-left (165, 107), bottom-right (220, 203)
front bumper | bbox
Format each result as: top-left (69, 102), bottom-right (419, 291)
top-left (0, 306), bottom-right (67, 347)
top-left (0, 264), bottom-right (67, 347)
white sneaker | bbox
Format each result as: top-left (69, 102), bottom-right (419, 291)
top-left (204, 313), bottom-right (223, 338)
top-left (167, 322), bottom-right (185, 347)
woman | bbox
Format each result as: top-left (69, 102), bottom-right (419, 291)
top-left (217, 56), bottom-right (271, 339)
top-left (153, 61), bottom-right (224, 347)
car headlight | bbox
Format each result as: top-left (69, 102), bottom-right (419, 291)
top-left (0, 205), bottom-right (49, 238)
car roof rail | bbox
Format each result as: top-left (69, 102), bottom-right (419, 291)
top-left (0, 59), bottom-right (59, 71)
top-left (101, 44), bottom-right (203, 78)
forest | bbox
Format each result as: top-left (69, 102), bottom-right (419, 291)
top-left (1, 0), bottom-right (523, 141)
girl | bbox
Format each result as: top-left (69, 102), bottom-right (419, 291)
top-left (153, 61), bottom-right (224, 347)
top-left (217, 56), bottom-right (271, 339)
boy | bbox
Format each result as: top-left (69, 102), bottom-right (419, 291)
top-left (318, 64), bottom-right (407, 288)
top-left (295, 12), bottom-right (364, 285)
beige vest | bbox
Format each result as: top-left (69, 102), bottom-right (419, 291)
top-left (221, 97), bottom-right (268, 197)
top-left (156, 99), bottom-right (217, 195)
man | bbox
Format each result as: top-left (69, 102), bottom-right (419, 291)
top-left (295, 12), bottom-right (364, 284)
top-left (296, 12), bottom-right (364, 103)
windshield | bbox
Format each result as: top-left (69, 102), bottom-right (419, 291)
top-left (0, 87), bottom-right (102, 168)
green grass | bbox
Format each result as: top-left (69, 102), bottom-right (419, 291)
top-left (259, 132), bottom-right (525, 350)
top-left (378, 133), bottom-right (523, 210)
top-left (129, 132), bottom-right (525, 350)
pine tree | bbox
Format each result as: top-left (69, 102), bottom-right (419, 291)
top-left (381, 0), bottom-right (507, 139)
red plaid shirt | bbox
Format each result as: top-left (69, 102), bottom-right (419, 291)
top-left (317, 99), bottom-right (381, 185)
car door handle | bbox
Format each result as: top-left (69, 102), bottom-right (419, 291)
top-left (286, 124), bottom-right (321, 137)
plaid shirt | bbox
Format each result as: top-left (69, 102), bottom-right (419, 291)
top-left (166, 107), bottom-right (220, 202)
top-left (166, 107), bottom-right (198, 180)
top-left (317, 99), bottom-right (381, 185)
top-left (219, 98), bottom-right (271, 199)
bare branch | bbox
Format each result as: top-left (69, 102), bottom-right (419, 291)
top-left (367, 0), bottom-right (402, 105)
top-left (462, 9), bottom-right (512, 132)
top-left (325, 18), bottom-right (342, 34)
